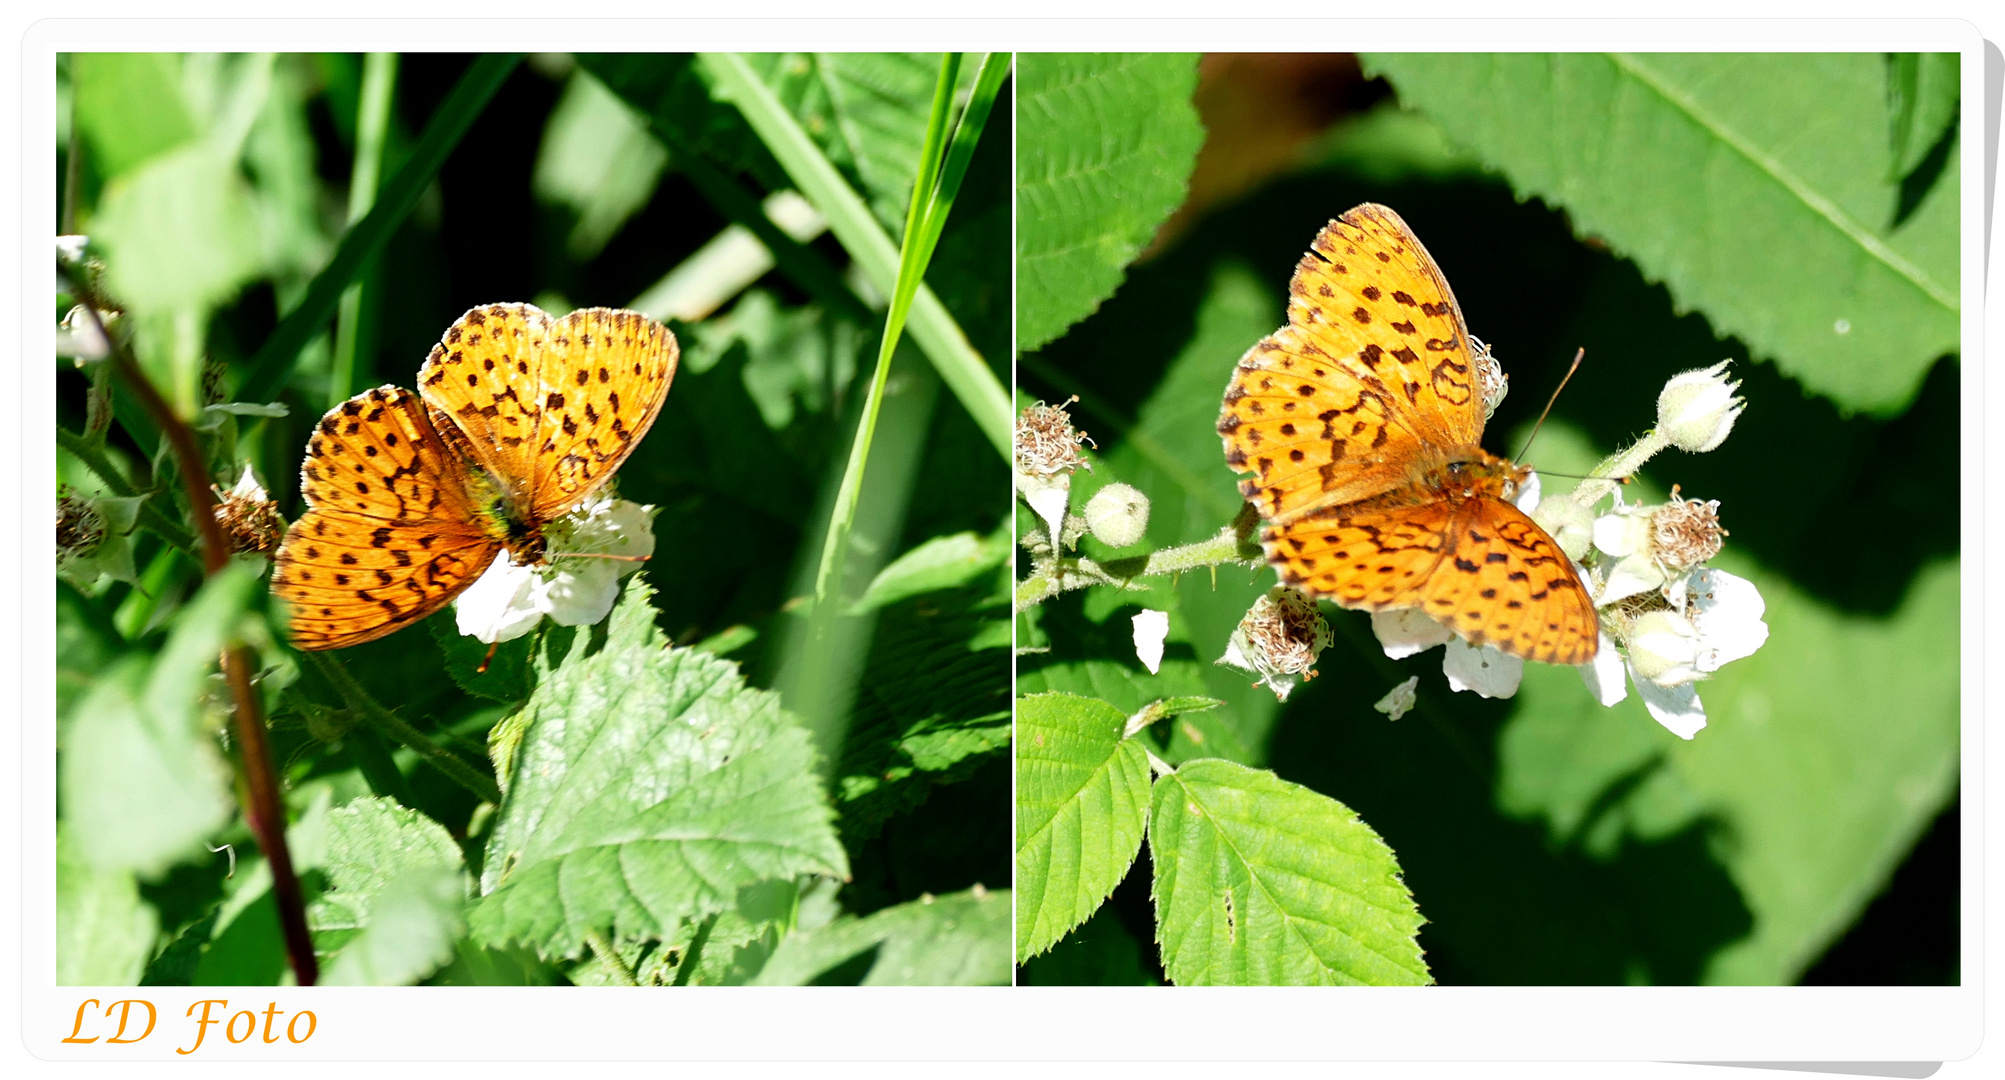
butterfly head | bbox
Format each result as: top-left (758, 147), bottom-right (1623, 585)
top-left (1436, 451), bottom-right (1527, 504)
top-left (463, 466), bottom-right (549, 566)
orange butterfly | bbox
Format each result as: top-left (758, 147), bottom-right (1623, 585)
top-left (1217, 204), bottom-right (1597, 665)
top-left (272, 304), bottom-right (677, 650)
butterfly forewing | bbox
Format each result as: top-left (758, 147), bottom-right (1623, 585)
top-left (273, 386), bottom-right (501, 650)
top-left (1220, 204), bottom-right (1485, 525)
top-left (417, 304), bottom-right (677, 524)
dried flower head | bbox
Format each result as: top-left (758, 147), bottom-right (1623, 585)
top-left (1219, 586), bottom-right (1332, 701)
top-left (57, 488), bottom-right (105, 566)
top-left (213, 465), bottom-right (286, 556)
top-left (1014, 397), bottom-right (1094, 477)
top-left (1651, 489), bottom-right (1726, 569)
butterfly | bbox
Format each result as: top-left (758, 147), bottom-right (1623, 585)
top-left (1217, 204), bottom-right (1597, 665)
top-left (272, 303), bottom-right (678, 651)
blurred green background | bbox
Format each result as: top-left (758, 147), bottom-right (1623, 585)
top-left (1017, 52), bottom-right (1959, 985)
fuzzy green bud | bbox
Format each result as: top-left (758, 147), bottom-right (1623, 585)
top-left (1083, 482), bottom-right (1150, 549)
top-left (1657, 361), bottom-right (1745, 453)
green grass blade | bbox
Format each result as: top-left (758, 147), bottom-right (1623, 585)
top-left (328, 52), bottom-right (397, 408)
top-left (239, 54), bottom-right (519, 402)
top-left (697, 51), bottom-right (1010, 458)
top-left (809, 52), bottom-right (1000, 605)
top-left (900, 53), bottom-right (961, 279)
top-left (914, 52), bottom-right (1010, 274)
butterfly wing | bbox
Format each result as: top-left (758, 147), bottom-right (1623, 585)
top-left (1219, 203), bottom-right (1485, 523)
top-left (1267, 493), bottom-right (1598, 665)
top-left (272, 386), bottom-right (501, 651)
top-left (417, 304), bottom-right (678, 524)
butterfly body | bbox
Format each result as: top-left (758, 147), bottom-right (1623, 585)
top-left (272, 304), bottom-right (677, 651)
top-left (1219, 205), bottom-right (1597, 666)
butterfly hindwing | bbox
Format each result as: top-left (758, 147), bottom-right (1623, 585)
top-left (273, 513), bottom-right (500, 650)
top-left (1265, 493), bottom-right (1596, 665)
top-left (274, 386), bottom-right (500, 651)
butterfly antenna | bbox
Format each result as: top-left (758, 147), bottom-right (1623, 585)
top-left (1512, 347), bottom-right (1586, 464)
top-left (552, 552), bottom-right (652, 562)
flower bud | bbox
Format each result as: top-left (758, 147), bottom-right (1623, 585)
top-left (1657, 360), bottom-right (1744, 453)
top-left (1218, 587), bottom-right (1331, 701)
top-left (1625, 610), bottom-right (1703, 686)
top-left (1083, 482), bottom-right (1150, 548)
top-left (1471, 336), bottom-right (1509, 420)
top-left (1533, 489), bottom-right (1596, 562)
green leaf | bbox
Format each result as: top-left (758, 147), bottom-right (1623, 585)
top-left (1151, 758), bottom-right (1430, 986)
top-left (836, 580), bottom-right (1012, 838)
top-left (1886, 53), bottom-right (1958, 181)
top-left (1362, 53), bottom-right (1958, 415)
top-left (308, 796), bottom-right (467, 955)
top-left (469, 576), bottom-right (847, 960)
top-left (322, 866), bottom-right (466, 986)
top-left (750, 886), bottom-right (1011, 985)
top-left (61, 565), bottom-right (255, 878)
top-left (809, 52), bottom-right (956, 233)
top-left (534, 70), bottom-right (669, 261)
top-left (698, 51), bottom-right (1013, 458)
top-left (93, 143), bottom-right (261, 316)
top-left (849, 528), bottom-right (1008, 613)
top-left (1016, 53), bottom-right (1206, 352)
top-left (70, 53), bottom-right (198, 180)
top-left (57, 825), bottom-right (158, 985)
top-left (426, 610), bottom-right (535, 704)
top-left (1014, 692), bottom-right (1152, 962)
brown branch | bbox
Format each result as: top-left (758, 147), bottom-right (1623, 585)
top-left (61, 262), bottom-right (319, 986)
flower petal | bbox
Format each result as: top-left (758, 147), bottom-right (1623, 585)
top-left (1374, 675), bottom-right (1419, 721)
top-left (1372, 608), bottom-right (1454, 659)
top-left (1019, 473), bottom-right (1070, 548)
top-left (1514, 469), bottom-right (1543, 514)
top-left (1580, 631), bottom-right (1628, 706)
top-left (1592, 510), bottom-right (1647, 557)
top-left (542, 560), bottom-right (624, 628)
top-left (1443, 639), bottom-right (1523, 698)
top-left (454, 557), bottom-right (548, 645)
top-left (1599, 553), bottom-right (1667, 606)
top-left (1132, 608), bottom-right (1169, 675)
top-left (1688, 568), bottom-right (1769, 672)
top-left (1634, 672), bottom-right (1707, 739)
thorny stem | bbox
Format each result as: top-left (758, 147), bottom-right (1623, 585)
top-left (61, 263), bottom-right (320, 987)
top-left (1558, 429), bottom-right (1672, 513)
top-left (1015, 504), bottom-right (1264, 612)
top-left (307, 652), bottom-right (503, 806)
top-left (586, 929), bottom-right (640, 986)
